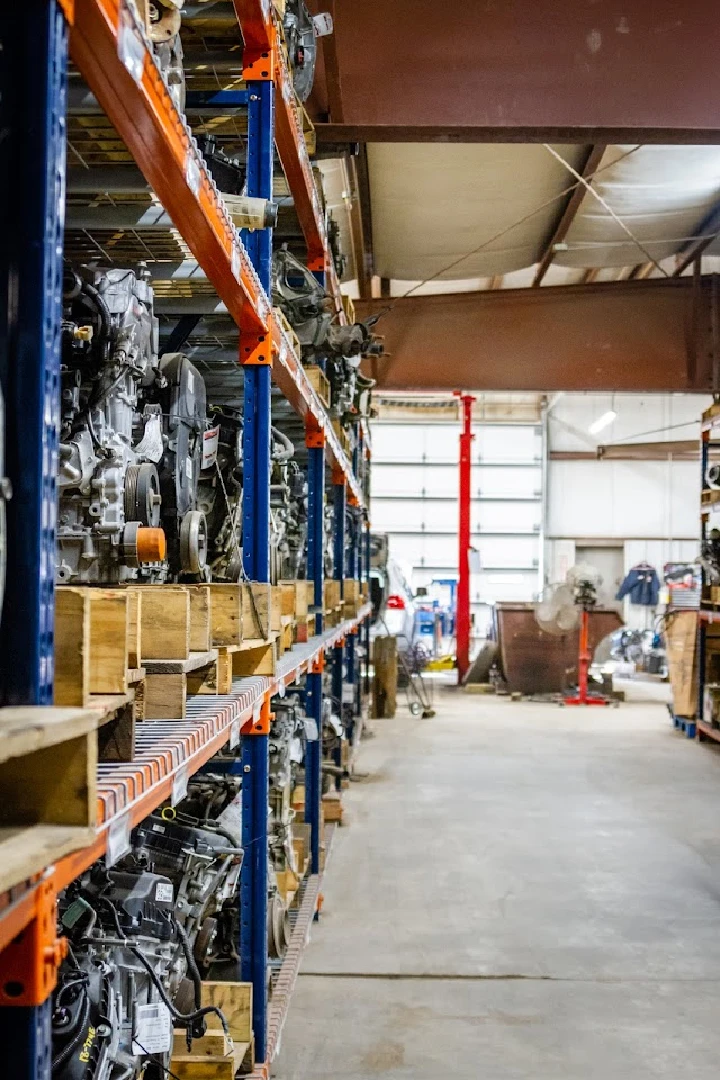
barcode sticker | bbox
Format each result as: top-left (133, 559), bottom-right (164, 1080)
top-left (304, 718), bottom-right (319, 742)
top-left (172, 766), bottom-right (189, 806)
top-left (229, 719), bottom-right (240, 749)
top-left (132, 1001), bottom-right (172, 1055)
top-left (106, 816), bottom-right (131, 867)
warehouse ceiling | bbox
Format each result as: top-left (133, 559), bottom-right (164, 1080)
top-left (360, 143), bottom-right (720, 294)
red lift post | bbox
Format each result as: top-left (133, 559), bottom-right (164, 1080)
top-left (456, 393), bottom-right (475, 682)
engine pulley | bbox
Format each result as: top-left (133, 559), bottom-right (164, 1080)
top-left (180, 510), bottom-right (208, 574)
top-left (125, 462), bottom-right (162, 527)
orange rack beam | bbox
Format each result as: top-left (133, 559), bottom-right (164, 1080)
top-left (0, 607), bottom-right (371, 956)
top-left (70, 0), bottom-right (270, 340)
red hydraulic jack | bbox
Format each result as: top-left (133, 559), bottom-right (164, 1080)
top-left (456, 392), bottom-right (475, 684)
top-left (563, 607), bottom-right (611, 706)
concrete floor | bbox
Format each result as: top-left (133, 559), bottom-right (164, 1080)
top-left (274, 688), bottom-right (720, 1079)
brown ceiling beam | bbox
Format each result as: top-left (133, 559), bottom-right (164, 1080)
top-left (357, 278), bottom-right (712, 393)
top-left (533, 144), bottom-right (605, 287)
top-left (347, 147), bottom-right (374, 300)
top-left (316, 1), bottom-right (720, 144)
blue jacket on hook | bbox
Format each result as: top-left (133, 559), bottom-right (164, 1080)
top-left (615, 565), bottom-right (660, 607)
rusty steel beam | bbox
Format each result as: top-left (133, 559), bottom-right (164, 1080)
top-left (357, 279), bottom-right (712, 392)
top-left (347, 147), bottom-right (374, 299)
top-left (533, 144), bottom-right (605, 286)
top-left (313, 0), bottom-right (720, 143)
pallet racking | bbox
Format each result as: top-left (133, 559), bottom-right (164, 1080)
top-left (0, 2), bottom-right (371, 1075)
top-left (698, 406), bottom-right (720, 744)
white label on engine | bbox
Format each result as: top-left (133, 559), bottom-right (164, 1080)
top-left (304, 718), bottom-right (319, 742)
top-left (172, 765), bottom-right (189, 806)
top-left (342, 682), bottom-right (355, 704)
top-left (155, 882), bottom-right (174, 904)
top-left (132, 1002), bottom-right (172, 1055)
top-left (229, 718), bottom-right (240, 749)
top-left (186, 456), bottom-right (193, 482)
top-left (202, 425), bottom-right (220, 470)
top-left (106, 816), bottom-right (131, 867)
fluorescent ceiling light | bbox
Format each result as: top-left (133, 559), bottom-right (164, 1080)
top-left (588, 410), bottom-right (617, 435)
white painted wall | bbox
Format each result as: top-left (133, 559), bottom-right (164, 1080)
top-left (546, 392), bottom-right (709, 628)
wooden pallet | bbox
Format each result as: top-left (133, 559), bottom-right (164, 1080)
top-left (171, 981), bottom-right (254, 1078)
top-left (343, 578), bottom-right (361, 620)
top-left (0, 705), bottom-right (106, 894)
top-left (304, 363), bottom-right (330, 409)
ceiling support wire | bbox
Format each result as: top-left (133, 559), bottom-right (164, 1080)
top-left (542, 144), bottom-right (670, 278)
top-left (387, 145), bottom-right (643, 307)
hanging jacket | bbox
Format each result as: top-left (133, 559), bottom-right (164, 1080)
top-left (616, 565), bottom-right (660, 607)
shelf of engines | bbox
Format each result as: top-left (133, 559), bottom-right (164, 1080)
top-left (70, 0), bottom-right (270, 340)
top-left (70, 0), bottom-right (361, 495)
top-left (0, 605), bottom-right (371, 958)
top-left (272, 320), bottom-right (364, 503)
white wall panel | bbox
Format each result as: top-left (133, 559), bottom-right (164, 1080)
top-left (372, 464), bottom-right (458, 498)
top-left (548, 459), bottom-right (699, 539)
top-left (476, 466), bottom-right (542, 498)
top-left (476, 424), bottom-right (541, 462)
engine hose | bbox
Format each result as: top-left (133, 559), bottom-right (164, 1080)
top-left (271, 426), bottom-right (295, 463)
top-left (174, 919), bottom-right (202, 1011)
top-left (79, 279), bottom-right (111, 351)
top-left (127, 945), bottom-right (229, 1035)
top-left (51, 984), bottom-right (91, 1074)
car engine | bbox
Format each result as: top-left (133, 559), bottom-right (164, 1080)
top-left (143, 0), bottom-right (186, 113)
top-left (51, 778), bottom-right (242, 1080)
top-left (271, 248), bottom-right (382, 428)
top-left (282, 2), bottom-right (334, 103)
top-left (57, 265), bottom-right (209, 585)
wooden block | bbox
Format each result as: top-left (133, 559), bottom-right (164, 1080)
top-left (216, 649), bottom-right (234, 695)
top-left (305, 364), bottom-right (330, 409)
top-left (133, 586), bottom-right (190, 660)
top-left (0, 708), bottom-right (99, 828)
top-left (173, 1029), bottom-right (232, 1058)
top-left (206, 584), bottom-right (243, 647)
top-left (241, 583), bottom-right (273, 639)
top-left (0, 824), bottom-right (95, 895)
top-left (200, 982), bottom-right (252, 1043)
top-left (231, 639), bottom-right (277, 678)
top-left (88, 589), bottom-right (129, 694)
top-left (189, 585), bottom-right (212, 651)
top-left (55, 587), bottom-right (90, 706)
top-left (237, 1039), bottom-right (254, 1074)
top-left (278, 580), bottom-right (298, 617)
top-left (187, 657), bottom-right (221, 695)
top-left (322, 791), bottom-right (343, 823)
top-left (324, 579), bottom-right (341, 613)
top-left (144, 673), bottom-right (187, 719)
top-left (169, 1057), bottom-right (235, 1080)
top-left (372, 635), bottom-right (397, 718)
top-left (270, 586), bottom-right (282, 634)
top-left (126, 589), bottom-right (142, 669)
top-left (95, 696), bottom-right (136, 762)
top-left (275, 867), bottom-right (300, 901)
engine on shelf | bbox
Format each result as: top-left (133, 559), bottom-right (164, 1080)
top-left (51, 777), bottom-right (242, 1080)
top-left (270, 427), bottom-right (307, 583)
top-left (143, 0), bottom-right (186, 112)
top-left (57, 265), bottom-right (210, 585)
top-left (282, 2), bottom-right (334, 102)
top-left (271, 248), bottom-right (382, 428)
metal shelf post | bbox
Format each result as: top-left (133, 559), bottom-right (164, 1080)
top-left (0, 2), bottom-right (68, 1072)
top-left (331, 477), bottom-right (346, 781)
top-left (240, 74), bottom-right (274, 1066)
top-left (306, 427), bottom-right (326, 872)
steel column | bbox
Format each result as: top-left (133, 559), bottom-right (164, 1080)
top-left (456, 395), bottom-right (475, 683)
top-left (305, 667), bottom-right (323, 874)
top-left (306, 432), bottom-right (326, 872)
top-left (239, 75), bottom-right (274, 1067)
top-left (0, 2), bottom-right (67, 1074)
top-left (363, 512), bottom-right (372, 696)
